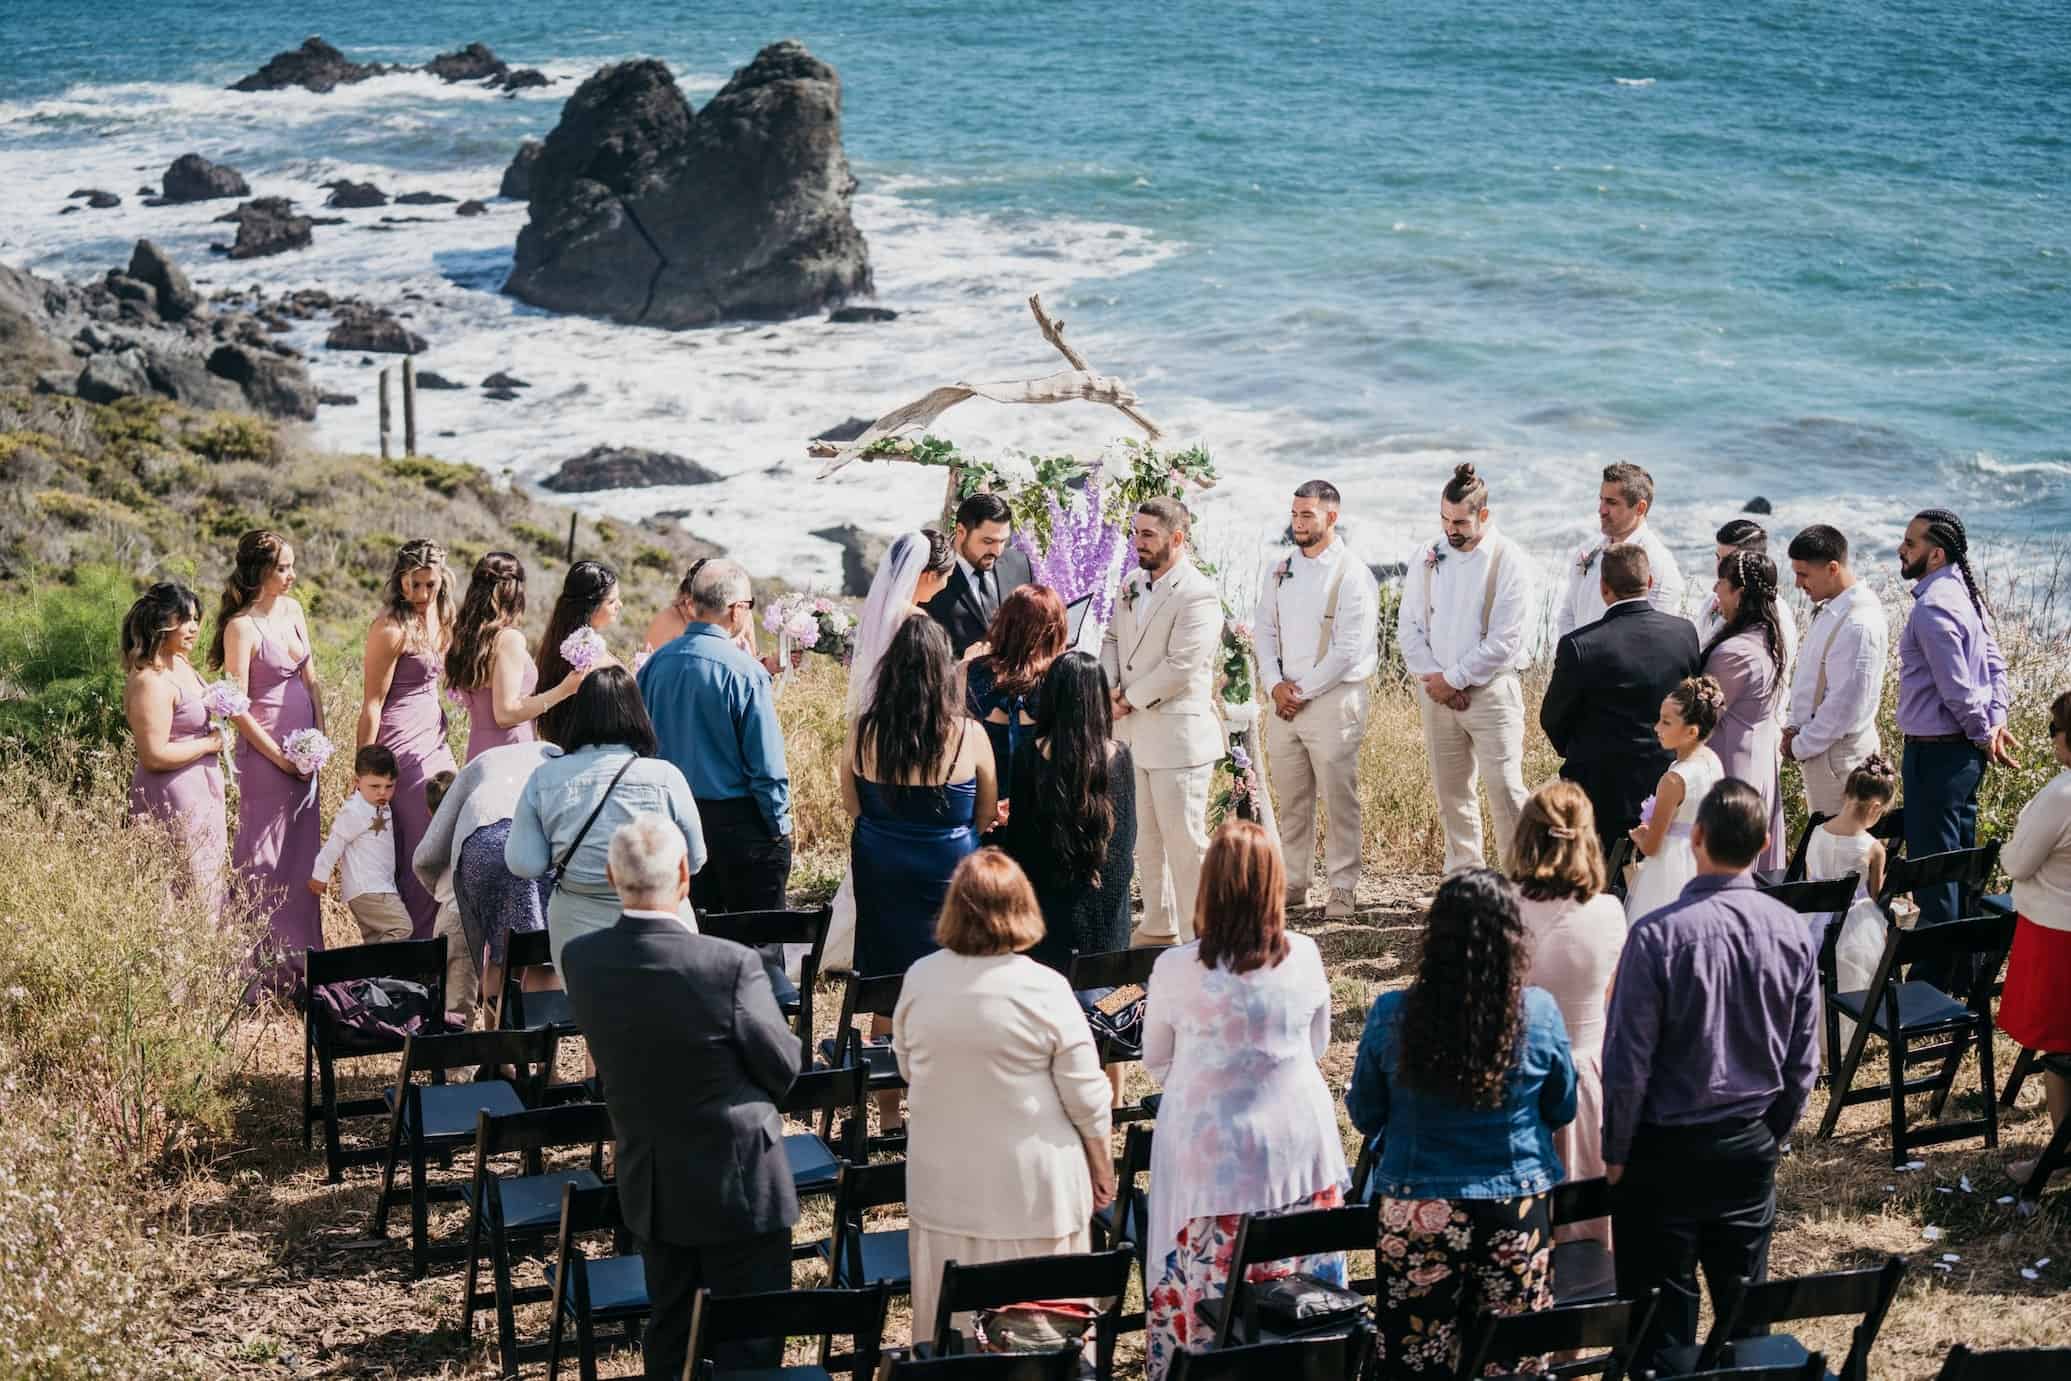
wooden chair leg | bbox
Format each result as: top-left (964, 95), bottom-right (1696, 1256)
top-left (410, 1129), bottom-right (431, 1278)
top-left (1927, 1030), bottom-right (1971, 1121)
top-left (302, 1027), bottom-right (316, 1150)
top-left (371, 1100), bottom-right (406, 1236)
top-left (1818, 1015), bottom-right (1871, 1141)
top-left (1979, 1016), bottom-right (2000, 1149)
top-left (493, 1222), bottom-right (521, 1380)
top-left (319, 1053), bottom-right (346, 1184)
top-left (2001, 1047), bottom-right (2037, 1110)
top-left (461, 1193), bottom-right (486, 1340)
top-left (2022, 1108), bottom-right (2071, 1205)
top-left (576, 1281), bottom-right (600, 1381)
top-left (1887, 1030), bottom-right (1913, 1168)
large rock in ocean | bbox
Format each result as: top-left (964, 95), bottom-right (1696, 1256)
top-left (323, 305), bottom-right (425, 354)
top-left (231, 37), bottom-right (389, 93)
top-left (161, 154), bottom-right (250, 204)
top-left (427, 43), bottom-right (507, 83)
top-left (540, 444), bottom-right (721, 492)
top-left (212, 198), bottom-right (313, 259)
top-left (503, 43), bottom-right (871, 328)
top-left (500, 140), bottom-right (542, 200)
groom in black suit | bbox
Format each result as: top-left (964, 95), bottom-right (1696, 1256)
top-left (1540, 543), bottom-right (1703, 853)
top-left (560, 813), bottom-right (800, 1380)
top-left (923, 491), bottom-right (1034, 657)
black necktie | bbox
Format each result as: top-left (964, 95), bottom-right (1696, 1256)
top-left (977, 568), bottom-right (996, 619)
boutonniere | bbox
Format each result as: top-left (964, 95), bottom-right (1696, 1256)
top-left (1271, 557), bottom-right (1294, 586)
top-left (1576, 544), bottom-right (1603, 576)
top-left (1121, 576), bottom-right (1142, 612)
top-left (1424, 541), bottom-right (1447, 572)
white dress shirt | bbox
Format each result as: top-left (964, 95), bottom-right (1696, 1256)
top-left (311, 791), bottom-right (398, 903)
top-left (1785, 581), bottom-right (1888, 759)
top-left (1251, 536), bottom-right (1380, 700)
top-left (622, 905), bottom-right (699, 933)
top-left (1556, 520), bottom-right (1687, 637)
top-left (1396, 527), bottom-right (1535, 690)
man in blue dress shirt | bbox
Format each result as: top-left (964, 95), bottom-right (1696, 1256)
top-left (636, 559), bottom-right (793, 915)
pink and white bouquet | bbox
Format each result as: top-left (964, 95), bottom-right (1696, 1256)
top-left (200, 679), bottom-right (251, 781)
top-left (283, 727), bottom-right (336, 812)
top-left (762, 593), bottom-right (856, 660)
top-left (559, 626), bottom-right (609, 672)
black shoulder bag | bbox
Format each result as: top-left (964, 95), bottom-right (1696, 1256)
top-left (551, 753), bottom-right (638, 896)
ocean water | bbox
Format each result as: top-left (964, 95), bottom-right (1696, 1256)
top-left (2, 1), bottom-right (2066, 594)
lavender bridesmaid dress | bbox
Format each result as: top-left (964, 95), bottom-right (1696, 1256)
top-left (1705, 626), bottom-right (1788, 873)
top-left (129, 680), bottom-right (226, 910)
top-left (378, 649), bottom-right (459, 937)
top-left (459, 659), bottom-right (537, 763)
top-left (234, 630), bottom-right (324, 989)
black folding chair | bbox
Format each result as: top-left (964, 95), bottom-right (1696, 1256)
top-left (302, 936), bottom-right (448, 1182)
top-left (1605, 837), bottom-right (1636, 904)
top-left (1549, 1177), bottom-right (1617, 1306)
top-left (1934, 1342), bottom-right (2071, 1379)
top-left (1661, 1358), bottom-right (1827, 1381)
top-left (819, 1157), bottom-right (911, 1294)
top-left (1196, 1200), bottom-right (1379, 1349)
top-left (683, 1282), bottom-right (891, 1381)
top-left (1092, 1123), bottom-right (1153, 1258)
top-left (2019, 1052), bottom-right (2071, 1207)
top-left (1815, 907), bottom-right (2016, 1166)
top-left (785, 1064), bottom-right (868, 1259)
top-left (1655, 1258), bottom-right (1905, 1381)
top-left (500, 928), bottom-right (577, 1035)
top-left (928, 1248), bottom-right (1136, 1379)
top-left (370, 1026), bottom-right (556, 1277)
top-left (880, 1351), bottom-right (1080, 1381)
top-left (1456, 1291), bottom-right (1659, 1381)
top-left (1769, 812), bottom-right (1834, 887)
top-left (545, 1183), bottom-right (649, 1381)
top-left (1067, 945), bottom-right (1162, 1123)
top-left (1348, 1133), bottom-right (1380, 1206)
top-left (699, 904), bottom-right (833, 1065)
top-left (460, 1102), bottom-right (612, 1377)
top-left (817, 971), bottom-right (908, 1142)
top-left (1168, 1327), bottom-right (1375, 1381)
top-left (1760, 875), bottom-right (1863, 1075)
top-left (1877, 843), bottom-right (2001, 994)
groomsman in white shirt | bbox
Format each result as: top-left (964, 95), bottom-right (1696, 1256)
top-left (1397, 464), bottom-right (1536, 874)
top-left (1253, 480), bottom-right (1380, 917)
top-left (1556, 461), bottom-right (1686, 637)
top-left (1782, 524), bottom-right (1888, 817)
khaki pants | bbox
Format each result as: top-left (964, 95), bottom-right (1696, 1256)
top-left (1797, 726), bottom-right (1880, 820)
top-left (1264, 679), bottom-right (1370, 894)
top-left (1417, 673), bottom-right (1528, 875)
top-left (431, 899), bottom-right (479, 1022)
top-left (347, 891), bottom-right (412, 944)
top-left (1134, 759), bottom-right (1213, 942)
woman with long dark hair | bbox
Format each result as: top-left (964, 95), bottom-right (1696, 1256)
top-left (212, 530), bottom-right (325, 989)
top-left (1001, 651), bottom-right (1136, 972)
top-left (123, 581), bottom-right (227, 908)
top-left (1140, 821), bottom-right (1345, 1381)
top-left (1346, 869), bottom-right (1576, 1376)
top-left (357, 539), bottom-right (458, 937)
top-left (446, 551), bottom-right (587, 762)
top-left (966, 584), bottom-right (1069, 818)
top-left (534, 560), bottom-right (623, 748)
top-left (1702, 548), bottom-right (1789, 872)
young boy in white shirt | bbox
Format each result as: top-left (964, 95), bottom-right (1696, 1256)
top-left (308, 745), bottom-right (408, 943)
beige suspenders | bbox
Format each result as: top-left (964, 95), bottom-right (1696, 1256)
top-left (1270, 556), bottom-right (1350, 673)
top-left (1423, 537), bottom-right (1509, 652)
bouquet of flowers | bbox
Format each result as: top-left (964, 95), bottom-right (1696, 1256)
top-left (200, 679), bottom-right (251, 782)
top-left (282, 727), bottom-right (336, 812)
top-left (1209, 740), bottom-right (1265, 826)
top-left (559, 626), bottom-right (609, 673)
top-left (762, 594), bottom-right (856, 661)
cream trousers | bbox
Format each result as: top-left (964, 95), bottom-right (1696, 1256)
top-left (1134, 758), bottom-right (1212, 942)
top-left (1264, 679), bottom-right (1370, 894)
top-left (1796, 725), bottom-right (1881, 820)
top-left (1417, 672), bottom-right (1528, 875)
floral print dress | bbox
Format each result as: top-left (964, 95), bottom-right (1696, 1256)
top-left (1374, 1192), bottom-right (1553, 1375)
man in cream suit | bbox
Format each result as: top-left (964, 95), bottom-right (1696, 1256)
top-left (1101, 497), bottom-right (1225, 946)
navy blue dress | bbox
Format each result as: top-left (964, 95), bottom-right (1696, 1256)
top-left (851, 767), bottom-right (980, 978)
top-left (964, 659), bottom-right (1041, 805)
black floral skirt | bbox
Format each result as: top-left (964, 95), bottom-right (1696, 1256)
top-left (1374, 1191), bottom-right (1553, 1375)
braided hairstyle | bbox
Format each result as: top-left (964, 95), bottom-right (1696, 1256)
top-left (1915, 508), bottom-right (1991, 623)
top-left (1842, 751), bottom-right (1898, 807)
top-left (1703, 548), bottom-right (1788, 672)
top-left (1666, 674), bottom-right (1726, 739)
top-left (208, 528), bottom-right (288, 670)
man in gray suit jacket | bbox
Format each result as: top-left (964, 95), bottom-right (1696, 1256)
top-left (561, 813), bottom-right (801, 1379)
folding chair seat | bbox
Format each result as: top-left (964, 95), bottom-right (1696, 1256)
top-left (1194, 1200), bottom-right (1379, 1349)
top-left (301, 936), bottom-right (448, 1183)
top-left (545, 1183), bottom-right (651, 1381)
top-left (1934, 1342), bottom-right (2071, 1379)
top-left (683, 1281), bottom-right (891, 1381)
top-left (883, 1353), bottom-right (1080, 1381)
top-left (699, 904), bottom-right (833, 1063)
top-left (1066, 945), bottom-right (1162, 1124)
top-left (1455, 1291), bottom-right (1659, 1381)
top-left (926, 1248), bottom-right (1135, 1379)
top-left (1167, 1327), bottom-right (1375, 1381)
top-left (1548, 1177), bottom-right (1616, 1306)
top-left (2019, 1052), bottom-right (2071, 1207)
top-left (1666, 1359), bottom-right (1827, 1381)
top-left (1654, 1258), bottom-right (1905, 1381)
top-left (819, 1157), bottom-right (912, 1294)
top-left (1815, 904), bottom-right (2015, 1167)
top-left (459, 1102), bottom-right (613, 1377)
top-left (785, 1064), bottom-right (868, 1260)
top-left (370, 1026), bottom-right (556, 1277)
top-left (501, 928), bottom-right (578, 1033)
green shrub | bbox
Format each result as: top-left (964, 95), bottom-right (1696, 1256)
top-left (384, 456), bottom-right (489, 500)
top-left (634, 544), bottom-right (675, 574)
top-left (0, 567), bottom-right (139, 752)
top-left (187, 415), bottom-right (278, 465)
top-left (509, 519), bottom-right (561, 557)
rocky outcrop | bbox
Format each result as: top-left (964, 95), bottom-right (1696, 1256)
top-left (829, 305), bottom-right (896, 323)
top-left (394, 191), bottom-right (456, 206)
top-left (1742, 496), bottom-right (1773, 514)
top-left (161, 154), bottom-right (250, 204)
top-left (205, 343), bottom-right (318, 419)
top-left (540, 445), bottom-right (722, 492)
top-left (427, 43), bottom-right (505, 83)
top-left (503, 43), bottom-right (871, 328)
top-left (456, 199), bottom-right (488, 217)
top-left (212, 198), bottom-right (313, 259)
top-left (413, 370), bottom-right (467, 389)
top-left (500, 69), bottom-right (550, 92)
top-left (126, 241), bottom-right (200, 321)
top-left (499, 141), bottom-right (542, 200)
top-left (812, 523), bottom-right (892, 598)
top-left (813, 416), bottom-right (873, 443)
top-left (323, 306), bottom-right (425, 354)
top-left (324, 180), bottom-right (388, 208)
top-left (481, 371), bottom-right (530, 389)
top-left (230, 37), bottom-right (390, 93)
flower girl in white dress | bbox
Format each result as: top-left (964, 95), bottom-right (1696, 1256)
top-left (1804, 753), bottom-right (1897, 1060)
top-left (1625, 676), bottom-right (1727, 921)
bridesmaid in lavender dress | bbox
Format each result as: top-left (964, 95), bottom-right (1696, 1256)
top-left (122, 583), bottom-right (227, 908)
top-left (1701, 550), bottom-right (1792, 873)
top-left (213, 531), bottom-right (326, 991)
top-left (358, 540), bottom-right (459, 938)
top-left (533, 560), bottom-right (624, 748)
top-left (445, 551), bottom-right (584, 763)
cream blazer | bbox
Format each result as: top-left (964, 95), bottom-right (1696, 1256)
top-left (893, 950), bottom-right (1113, 1240)
top-left (1100, 559), bottom-right (1226, 770)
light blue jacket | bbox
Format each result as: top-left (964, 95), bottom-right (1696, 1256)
top-left (504, 744), bottom-right (706, 890)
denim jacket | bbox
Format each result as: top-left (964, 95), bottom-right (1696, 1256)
top-left (1345, 986), bottom-right (1577, 1201)
top-left (505, 745), bottom-right (707, 890)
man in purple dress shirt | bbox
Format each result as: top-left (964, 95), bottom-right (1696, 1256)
top-left (1602, 778), bottom-right (1820, 1364)
top-left (1896, 509), bottom-right (2017, 944)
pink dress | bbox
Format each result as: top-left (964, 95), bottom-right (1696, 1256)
top-left (1518, 891), bottom-right (1627, 1246)
top-left (233, 629), bottom-right (324, 990)
top-left (129, 678), bottom-right (227, 911)
top-left (377, 648), bottom-right (458, 937)
top-left (459, 658), bottom-right (537, 764)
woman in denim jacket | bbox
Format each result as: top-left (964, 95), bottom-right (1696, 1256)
top-left (1346, 869), bottom-right (1577, 1376)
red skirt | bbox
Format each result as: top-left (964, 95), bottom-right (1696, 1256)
top-left (1999, 914), bottom-right (2071, 1053)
